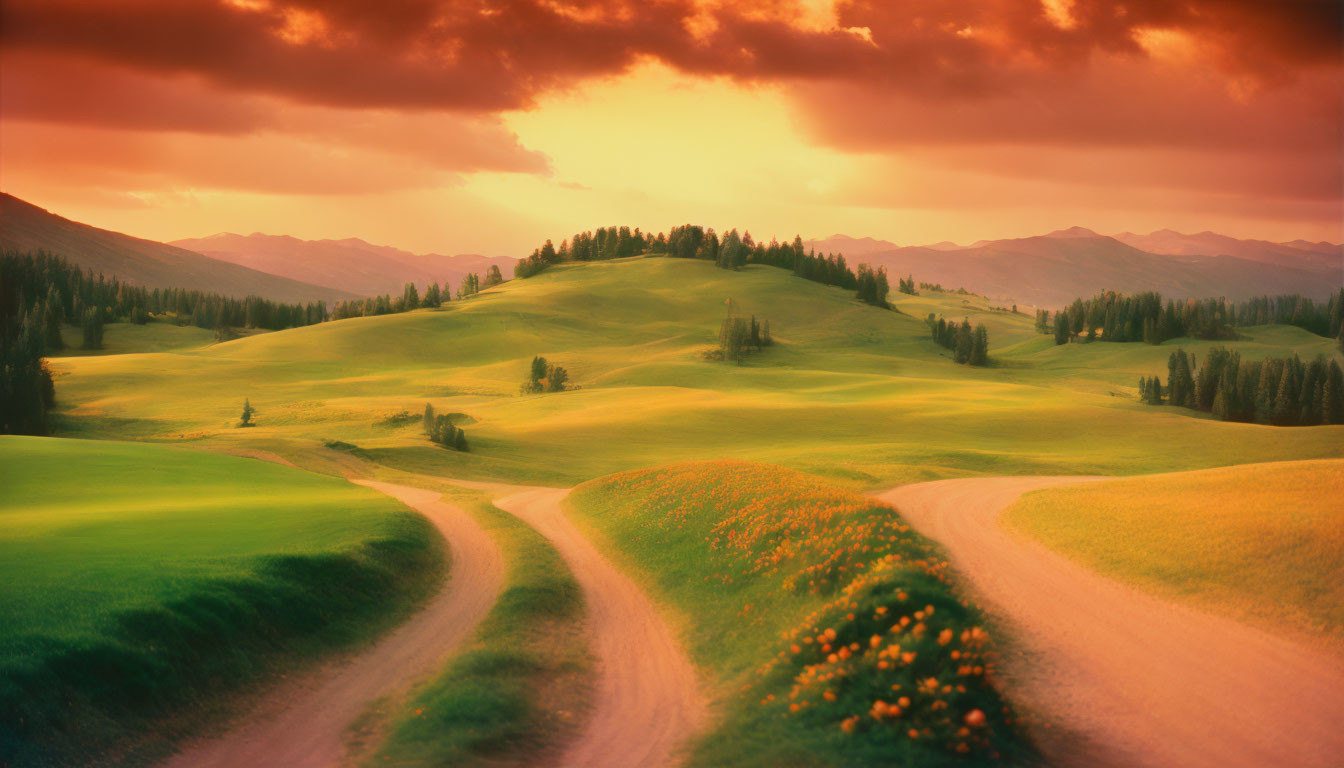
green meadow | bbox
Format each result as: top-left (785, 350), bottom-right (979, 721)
top-left (0, 436), bottom-right (443, 766)
top-left (10, 255), bottom-right (1344, 765)
top-left (46, 256), bottom-right (1344, 487)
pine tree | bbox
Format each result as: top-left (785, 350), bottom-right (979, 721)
top-left (1053, 312), bottom-right (1070, 345)
top-left (1271, 366), bottom-right (1296, 426)
top-left (484, 265), bottom-right (504, 287)
top-left (424, 282), bottom-right (441, 308)
top-left (762, 319), bottom-right (772, 347)
top-left (402, 282), bottom-right (420, 310)
top-left (423, 402), bottom-right (436, 436)
top-left (239, 398), bottom-right (255, 427)
top-left (970, 324), bottom-right (989, 366)
top-left (454, 429), bottom-right (469, 452)
top-left (80, 308), bottom-right (104, 350)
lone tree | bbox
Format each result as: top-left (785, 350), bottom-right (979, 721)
top-left (239, 398), bottom-right (255, 427)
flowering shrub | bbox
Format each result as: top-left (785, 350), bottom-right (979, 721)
top-left (572, 460), bottom-right (1030, 764)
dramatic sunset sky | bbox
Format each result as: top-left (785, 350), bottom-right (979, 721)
top-left (2, 0), bottom-right (1340, 256)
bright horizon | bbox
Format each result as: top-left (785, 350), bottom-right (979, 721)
top-left (2, 2), bottom-right (1340, 257)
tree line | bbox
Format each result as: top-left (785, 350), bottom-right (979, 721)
top-left (514, 224), bottom-right (891, 307)
top-left (1140, 347), bottom-right (1343, 426)
top-left (927, 315), bottom-right (989, 366)
top-left (2, 250), bottom-right (328, 344)
top-left (330, 268), bottom-right (502, 320)
top-left (1038, 289), bottom-right (1344, 346)
top-left (422, 403), bottom-right (469, 451)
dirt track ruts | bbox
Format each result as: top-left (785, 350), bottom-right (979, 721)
top-left (162, 480), bottom-right (503, 768)
top-left (876, 476), bottom-right (1344, 768)
top-left (490, 485), bottom-right (707, 768)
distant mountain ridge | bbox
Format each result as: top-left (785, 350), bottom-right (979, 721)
top-left (172, 232), bottom-right (518, 298)
top-left (805, 228), bottom-right (1342, 308)
top-left (0, 193), bottom-right (354, 304)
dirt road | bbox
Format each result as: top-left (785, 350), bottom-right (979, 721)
top-left (490, 485), bottom-right (707, 768)
top-left (876, 477), bottom-right (1344, 768)
top-left (163, 481), bottom-right (504, 768)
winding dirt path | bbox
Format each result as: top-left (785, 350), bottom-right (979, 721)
top-left (486, 484), bottom-right (707, 768)
top-left (876, 477), bottom-right (1344, 768)
top-left (163, 481), bottom-right (504, 768)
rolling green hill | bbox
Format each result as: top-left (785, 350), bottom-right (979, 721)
top-left (47, 256), bottom-right (1344, 485)
top-left (0, 436), bottom-right (442, 766)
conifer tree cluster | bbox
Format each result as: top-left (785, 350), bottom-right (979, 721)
top-left (457, 273), bottom-right (482, 298)
top-left (422, 403), bottom-right (469, 451)
top-left (521, 356), bottom-right (569, 393)
top-left (897, 275), bottom-right (918, 295)
top-left (332, 278), bottom-right (460, 319)
top-left (1140, 347), bottom-right (1344, 425)
top-left (1039, 288), bottom-right (1344, 345)
top-left (855, 265), bottom-right (890, 307)
top-left (716, 313), bottom-right (772, 362)
top-left (514, 225), bottom-right (892, 307)
top-left (0, 279), bottom-right (55, 435)
top-left (927, 315), bottom-right (989, 365)
top-left (2, 250), bottom-right (326, 334)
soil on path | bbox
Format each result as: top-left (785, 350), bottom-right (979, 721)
top-left (876, 477), bottom-right (1344, 768)
top-left (162, 481), bottom-right (504, 768)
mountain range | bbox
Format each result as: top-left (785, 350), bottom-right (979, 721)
top-left (3, 191), bottom-right (1338, 310)
top-left (0, 193), bottom-right (355, 304)
top-left (807, 227), bottom-right (1341, 307)
top-left (170, 233), bottom-right (517, 299)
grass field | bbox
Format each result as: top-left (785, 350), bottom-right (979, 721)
top-left (355, 478), bottom-right (591, 767)
top-left (568, 461), bottom-right (1031, 766)
top-left (45, 257), bottom-right (1344, 487)
top-left (1004, 460), bottom-right (1344, 647)
top-left (50, 319), bottom-right (225, 357)
top-left (0, 436), bottom-right (444, 767)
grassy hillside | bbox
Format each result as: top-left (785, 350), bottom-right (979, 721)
top-left (0, 437), bottom-right (443, 767)
top-left (47, 256), bottom-right (1344, 485)
top-left (1004, 460), bottom-right (1344, 647)
top-left (0, 193), bottom-right (355, 303)
top-left (568, 461), bottom-right (1030, 766)
top-left (50, 320), bottom-right (224, 357)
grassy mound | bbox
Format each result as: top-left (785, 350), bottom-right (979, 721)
top-left (359, 485), bottom-right (590, 767)
top-left (48, 257), bottom-right (1344, 487)
top-left (569, 460), bottom-right (1032, 766)
top-left (0, 437), bottom-right (444, 767)
top-left (1005, 460), bottom-right (1344, 647)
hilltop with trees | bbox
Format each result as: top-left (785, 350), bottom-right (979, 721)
top-left (513, 224), bottom-right (890, 307)
top-left (1038, 289), bottom-right (1343, 345)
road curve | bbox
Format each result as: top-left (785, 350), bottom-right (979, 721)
top-left (163, 480), bottom-right (504, 768)
top-left (489, 485), bottom-right (707, 768)
top-left (876, 477), bottom-right (1344, 768)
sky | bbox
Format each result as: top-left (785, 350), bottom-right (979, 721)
top-left (1, 0), bottom-right (1340, 257)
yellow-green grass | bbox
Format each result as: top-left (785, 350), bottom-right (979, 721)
top-left (355, 478), bottom-right (590, 767)
top-left (50, 319), bottom-right (222, 357)
top-left (46, 257), bottom-right (1344, 487)
top-left (0, 436), bottom-right (444, 767)
top-left (568, 461), bottom-right (1031, 767)
top-left (1004, 460), bottom-right (1344, 647)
